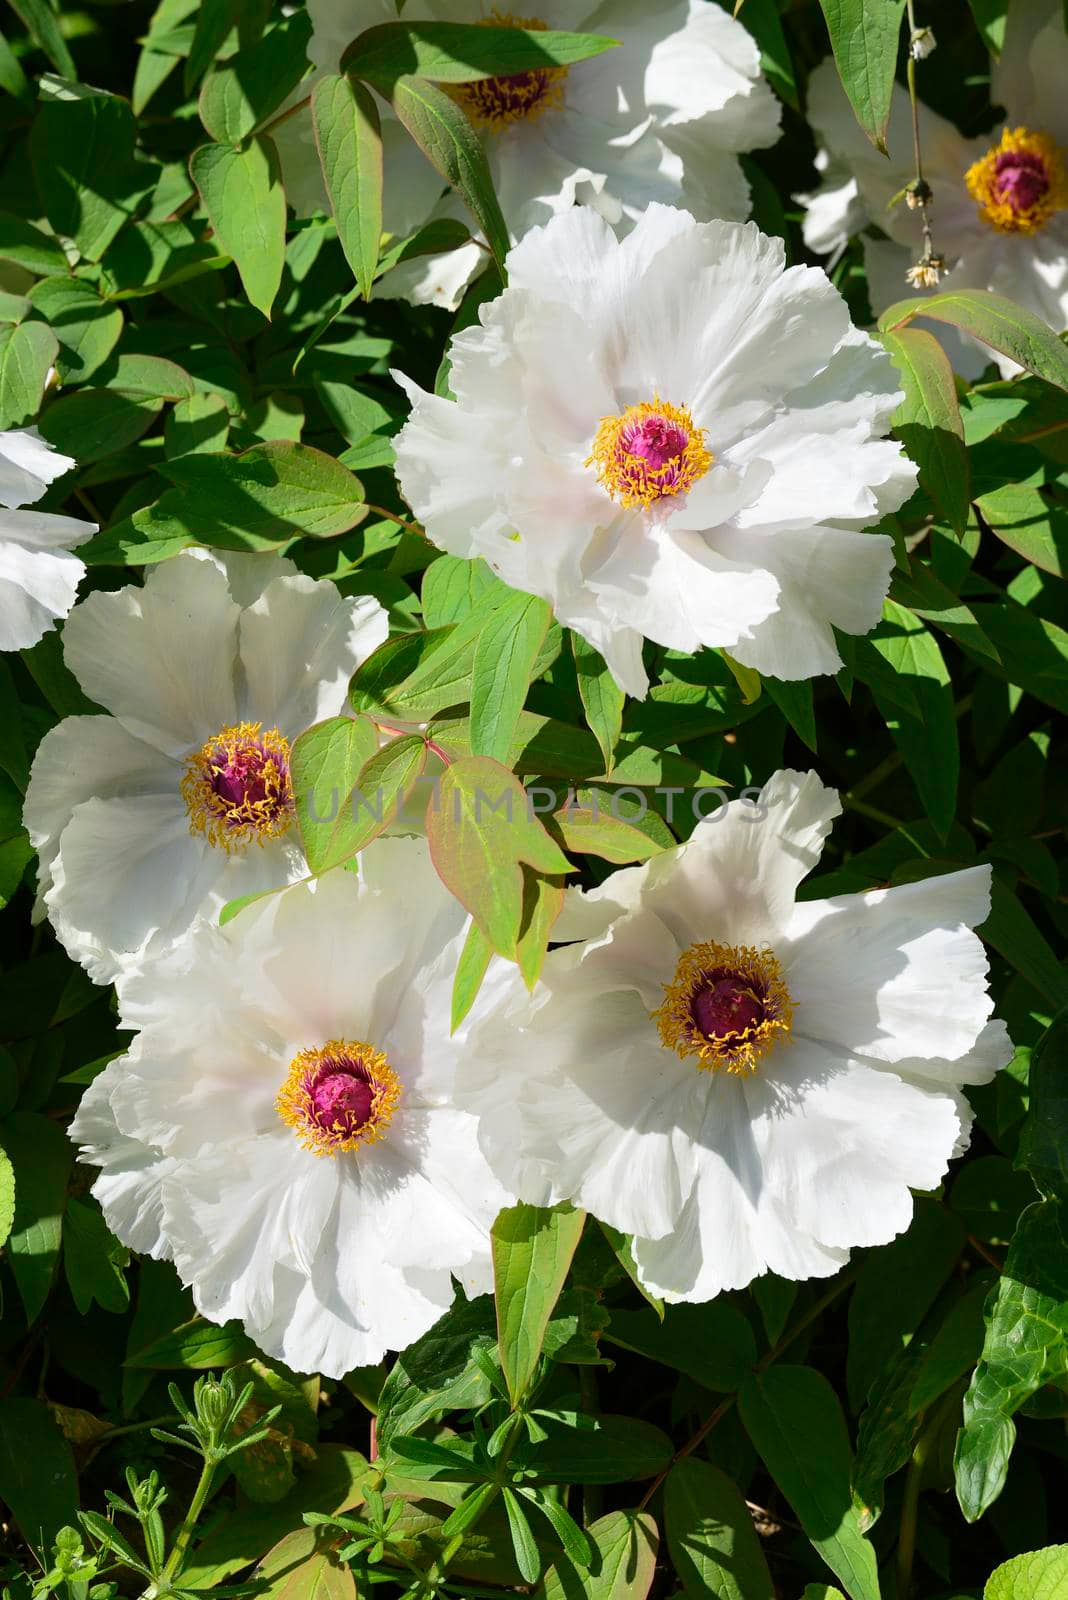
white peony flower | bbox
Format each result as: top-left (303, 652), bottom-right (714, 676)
top-left (799, 0), bottom-right (1068, 376)
top-left (276, 0), bottom-right (781, 309)
top-left (0, 427), bottom-right (96, 653)
top-left (69, 842), bottom-right (512, 1377)
top-left (393, 205), bottom-right (915, 697)
top-left (24, 549), bottom-right (388, 983)
top-left (455, 770), bottom-right (1012, 1302)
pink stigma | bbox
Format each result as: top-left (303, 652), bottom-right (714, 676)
top-left (619, 414), bottom-right (689, 472)
top-left (993, 148), bottom-right (1050, 214)
top-left (206, 738), bottom-right (288, 816)
top-left (690, 974), bottom-right (765, 1042)
top-left (309, 1064), bottom-right (375, 1137)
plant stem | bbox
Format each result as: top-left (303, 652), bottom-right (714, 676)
top-left (156, 1457), bottom-right (217, 1590)
top-left (904, 0), bottom-right (938, 269)
top-left (364, 502), bottom-right (426, 538)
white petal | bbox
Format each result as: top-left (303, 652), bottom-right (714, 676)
top-left (783, 866), bottom-right (997, 1066)
top-left (44, 794), bottom-right (241, 982)
top-left (61, 553), bottom-right (241, 757)
top-left (70, 1063), bottom-right (175, 1261)
top-left (0, 427), bottom-right (75, 509)
top-left (721, 524), bottom-right (895, 679)
top-left (0, 541), bottom-right (86, 651)
top-left (238, 575), bottom-right (387, 736)
top-left (24, 714), bottom-right (177, 902)
top-left (600, 768), bottom-right (840, 950)
top-left (1, 508), bottom-right (96, 551)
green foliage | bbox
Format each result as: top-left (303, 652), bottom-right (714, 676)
top-left (1, 3), bottom-right (1068, 1599)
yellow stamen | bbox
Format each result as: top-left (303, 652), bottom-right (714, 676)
top-left (964, 126), bottom-right (1068, 234)
top-left (654, 941), bottom-right (793, 1076)
top-left (276, 1040), bottom-right (402, 1157)
top-left (586, 397), bottom-right (713, 510)
top-left (180, 720), bottom-right (293, 852)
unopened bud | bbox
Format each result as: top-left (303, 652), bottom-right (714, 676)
top-left (910, 27), bottom-right (936, 59)
top-left (906, 179), bottom-right (932, 209)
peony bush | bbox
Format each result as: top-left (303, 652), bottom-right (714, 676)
top-left (0, 2), bottom-right (1066, 1598)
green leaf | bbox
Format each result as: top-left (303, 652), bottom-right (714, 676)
top-left (764, 675), bottom-right (818, 752)
top-left (572, 632), bottom-right (626, 776)
top-left (492, 1202), bottom-right (586, 1406)
top-left (881, 325), bottom-right (970, 536)
top-left (199, 9), bottom-right (312, 143)
top-left (311, 75), bottom-right (383, 301)
top-left (965, 0), bottom-right (1008, 53)
top-left (125, 1315), bottom-right (258, 1368)
top-left (984, 1546), bottom-right (1068, 1600)
top-left (134, 440), bottom-right (367, 547)
top-left (816, 0), bottom-right (906, 151)
top-left (378, 1295), bottom-right (496, 1450)
top-left (182, 1446), bottom-right (370, 1588)
top-left (889, 559), bottom-right (1000, 664)
top-left (291, 715), bottom-right (380, 875)
top-left (8, 0), bottom-right (76, 78)
top-left (251, 1525), bottom-right (356, 1600)
top-left (908, 1272), bottom-right (994, 1416)
top-left (451, 918), bottom-right (494, 1032)
top-left (471, 590), bottom-right (552, 764)
top-left (0, 1142), bottom-right (14, 1251)
top-left (739, 1366), bottom-right (881, 1600)
top-left (388, 75), bottom-right (510, 273)
top-left (846, 1198), bottom-right (965, 1409)
top-left (185, 0), bottom-right (241, 93)
top-left (518, 1412), bottom-right (673, 1484)
top-left (879, 290), bottom-right (1068, 391)
top-left (866, 598), bottom-right (959, 839)
top-left (422, 554), bottom-right (500, 628)
top-left (665, 1456), bottom-right (774, 1600)
top-left (502, 1488), bottom-right (542, 1585)
top-left (191, 135), bottom-right (286, 318)
top-left (1019, 1006), bottom-right (1068, 1213)
top-left (167, 391), bottom-right (231, 457)
top-left (427, 754), bottom-right (572, 957)
top-left (62, 1194), bottom-right (129, 1315)
top-left (0, 319), bottom-right (58, 429)
top-left (603, 1301), bottom-right (757, 1392)
top-left (27, 276), bottom-right (123, 384)
top-left (546, 803), bottom-right (661, 864)
top-left (956, 1202), bottom-right (1068, 1520)
top-left (344, 21), bottom-right (617, 83)
top-left (976, 483), bottom-right (1068, 578)
top-left (534, 1509), bottom-right (658, 1600)
top-left (30, 86), bottom-right (152, 261)
top-left (0, 1398), bottom-right (78, 1551)
top-left (984, 877), bottom-right (1068, 1011)
top-left (0, 1110), bottom-right (72, 1325)
top-left (96, 352), bottom-right (196, 400)
top-left (0, 211), bottom-right (69, 277)
top-left (38, 390), bottom-right (162, 464)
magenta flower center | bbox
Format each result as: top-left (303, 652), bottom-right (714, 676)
top-left (181, 721), bottom-right (293, 850)
top-left (690, 972), bottom-right (766, 1042)
top-left (992, 147), bottom-right (1050, 214)
top-left (277, 1040), bottom-right (403, 1157)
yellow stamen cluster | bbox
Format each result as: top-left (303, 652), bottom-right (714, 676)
top-left (455, 12), bottom-right (567, 131)
top-left (276, 1040), bottom-right (402, 1157)
top-left (586, 398), bottom-right (713, 510)
top-left (180, 721), bottom-right (293, 852)
top-left (653, 941), bottom-right (793, 1076)
top-left (964, 126), bottom-right (1068, 234)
